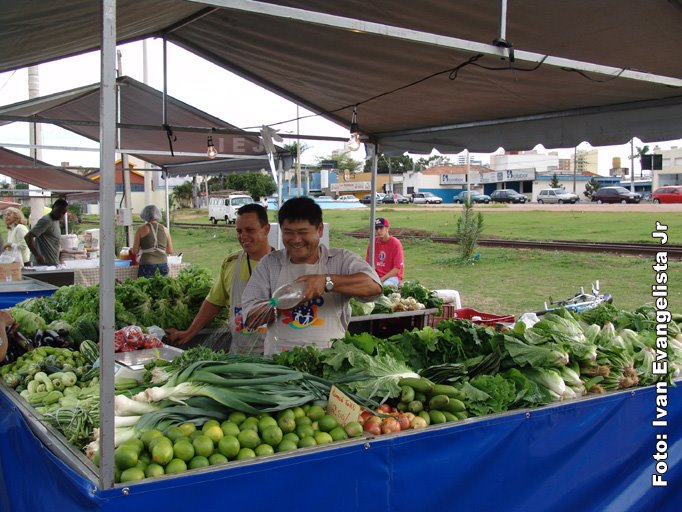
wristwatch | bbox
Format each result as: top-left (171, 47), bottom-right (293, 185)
top-left (324, 275), bottom-right (334, 292)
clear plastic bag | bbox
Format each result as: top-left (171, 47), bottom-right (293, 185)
top-left (245, 281), bottom-right (307, 329)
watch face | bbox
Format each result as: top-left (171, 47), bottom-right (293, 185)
top-left (325, 277), bottom-right (333, 291)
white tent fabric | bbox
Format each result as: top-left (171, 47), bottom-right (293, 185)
top-left (2, 0), bottom-right (681, 153)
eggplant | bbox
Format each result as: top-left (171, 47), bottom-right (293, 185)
top-left (33, 329), bottom-right (44, 346)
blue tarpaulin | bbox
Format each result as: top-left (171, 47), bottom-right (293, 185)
top-left (0, 384), bottom-right (679, 511)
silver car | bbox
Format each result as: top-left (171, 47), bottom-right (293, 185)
top-left (537, 188), bottom-right (579, 204)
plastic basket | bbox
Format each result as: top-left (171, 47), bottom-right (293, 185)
top-left (451, 308), bottom-right (515, 326)
top-left (429, 307), bottom-right (515, 327)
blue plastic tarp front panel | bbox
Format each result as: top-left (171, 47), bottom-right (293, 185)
top-left (0, 384), bottom-right (680, 512)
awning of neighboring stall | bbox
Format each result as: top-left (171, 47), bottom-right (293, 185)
top-left (1, 1), bottom-right (682, 155)
top-left (0, 75), bottom-right (290, 174)
top-left (0, 146), bottom-right (99, 195)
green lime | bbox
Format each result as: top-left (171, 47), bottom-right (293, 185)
top-left (189, 456), bottom-right (210, 469)
top-left (228, 411), bottom-right (247, 425)
top-left (138, 452), bottom-right (151, 465)
top-left (277, 409), bottom-right (295, 421)
top-left (178, 422), bottom-right (196, 437)
top-left (344, 421), bottom-right (364, 438)
top-left (202, 419), bottom-right (221, 432)
top-left (218, 435), bottom-right (240, 459)
top-left (278, 415), bottom-right (296, 434)
top-left (282, 432), bottom-right (300, 445)
top-left (295, 416), bottom-right (312, 427)
top-left (165, 458), bottom-right (187, 474)
top-left (151, 441), bottom-right (174, 466)
top-left (314, 431), bottom-right (333, 445)
top-left (144, 463), bottom-right (165, 478)
top-left (306, 405), bottom-right (325, 421)
top-left (276, 439), bottom-right (298, 452)
top-left (237, 429), bottom-right (261, 450)
top-left (329, 426), bottom-right (349, 442)
top-left (114, 466), bottom-right (121, 484)
top-left (114, 446), bottom-right (139, 470)
top-left (148, 436), bottom-right (171, 452)
top-left (255, 444), bottom-right (275, 456)
top-left (192, 435), bottom-right (214, 458)
top-left (220, 421), bottom-right (241, 437)
top-left (135, 460), bottom-right (148, 472)
top-left (258, 416), bottom-right (278, 433)
top-left (236, 447), bottom-right (256, 460)
top-left (120, 438), bottom-right (144, 455)
top-left (140, 429), bottom-right (164, 450)
top-left (301, 405), bottom-right (311, 414)
top-left (203, 424), bottom-right (224, 445)
top-left (292, 406), bottom-right (305, 418)
top-left (240, 417), bottom-right (259, 432)
top-left (165, 426), bottom-right (186, 443)
top-left (296, 424), bottom-right (315, 439)
top-left (209, 453), bottom-right (228, 465)
top-left (261, 425), bottom-right (283, 447)
top-left (297, 436), bottom-right (317, 448)
top-left (173, 439), bottom-right (195, 462)
top-left (318, 415), bottom-right (339, 433)
top-left (189, 430), bottom-right (203, 441)
top-left (120, 467), bottom-right (145, 483)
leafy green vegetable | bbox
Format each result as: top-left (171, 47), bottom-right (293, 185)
top-left (350, 297), bottom-right (375, 316)
top-left (503, 334), bottom-right (569, 368)
top-left (461, 374), bottom-right (517, 416)
top-left (9, 307), bottom-right (47, 339)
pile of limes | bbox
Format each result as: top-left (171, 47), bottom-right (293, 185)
top-left (108, 404), bottom-right (365, 483)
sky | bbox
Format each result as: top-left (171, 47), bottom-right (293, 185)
top-left (0, 38), bottom-right (680, 174)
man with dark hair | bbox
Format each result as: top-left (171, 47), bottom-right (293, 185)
top-left (242, 196), bottom-right (382, 355)
top-left (166, 203), bottom-right (273, 353)
top-left (25, 198), bottom-right (68, 266)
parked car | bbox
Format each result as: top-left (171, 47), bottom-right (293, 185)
top-left (453, 191), bottom-right (491, 204)
top-left (411, 192), bottom-right (443, 204)
top-left (489, 189), bottom-right (528, 204)
top-left (652, 185), bottom-right (682, 204)
top-left (381, 193), bottom-right (410, 204)
top-left (537, 188), bottom-right (580, 204)
top-left (591, 186), bottom-right (641, 204)
top-left (336, 194), bottom-right (360, 202)
top-left (359, 193), bottom-right (385, 204)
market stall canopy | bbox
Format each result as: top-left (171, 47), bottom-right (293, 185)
top-left (0, 76), bottom-right (290, 173)
top-left (0, 147), bottom-right (100, 194)
top-left (1, 1), bottom-right (682, 154)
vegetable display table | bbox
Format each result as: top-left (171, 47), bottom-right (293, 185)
top-left (0, 382), bottom-right (678, 511)
top-left (348, 308), bottom-right (438, 338)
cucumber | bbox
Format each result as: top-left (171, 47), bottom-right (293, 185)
top-left (441, 411), bottom-right (458, 422)
top-left (414, 392), bottom-right (427, 403)
top-left (418, 410), bottom-right (431, 426)
top-left (454, 411), bottom-right (469, 420)
top-left (442, 398), bottom-right (467, 414)
top-left (398, 377), bottom-right (433, 394)
top-left (408, 400), bottom-right (424, 414)
top-left (400, 385), bottom-right (415, 404)
top-left (428, 394), bottom-right (450, 411)
top-left (430, 384), bottom-right (465, 400)
top-left (428, 410), bottom-right (447, 425)
top-left (396, 402), bottom-right (408, 412)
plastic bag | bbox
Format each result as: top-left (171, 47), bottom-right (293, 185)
top-left (245, 281), bottom-right (307, 329)
top-left (114, 325), bottom-right (163, 352)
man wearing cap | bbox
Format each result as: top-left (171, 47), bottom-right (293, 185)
top-left (365, 217), bottom-right (404, 288)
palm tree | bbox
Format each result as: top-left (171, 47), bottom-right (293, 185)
top-left (283, 142), bottom-right (309, 193)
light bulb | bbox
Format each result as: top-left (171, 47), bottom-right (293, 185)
top-left (207, 135), bottom-right (218, 159)
top-left (347, 133), bottom-right (361, 151)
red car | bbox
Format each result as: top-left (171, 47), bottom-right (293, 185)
top-left (652, 185), bottom-right (682, 204)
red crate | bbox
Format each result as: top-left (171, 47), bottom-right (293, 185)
top-left (451, 308), bottom-right (515, 326)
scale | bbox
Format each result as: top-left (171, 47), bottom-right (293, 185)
top-left (113, 344), bottom-right (183, 371)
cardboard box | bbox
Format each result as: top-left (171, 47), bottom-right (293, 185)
top-left (0, 262), bottom-right (22, 282)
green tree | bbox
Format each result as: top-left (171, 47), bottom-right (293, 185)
top-left (550, 173), bottom-right (561, 188)
top-left (170, 181), bottom-right (194, 209)
top-left (583, 178), bottom-right (601, 200)
top-left (316, 154), bottom-right (362, 173)
top-left (455, 201), bottom-right (484, 262)
top-left (363, 154), bottom-right (415, 173)
top-left (416, 155), bottom-right (451, 170)
top-left (225, 173), bottom-right (276, 199)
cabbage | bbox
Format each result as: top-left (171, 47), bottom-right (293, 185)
top-left (350, 298), bottom-right (375, 316)
top-left (9, 307), bottom-right (47, 339)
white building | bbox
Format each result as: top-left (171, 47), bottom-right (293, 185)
top-left (654, 147), bottom-right (682, 189)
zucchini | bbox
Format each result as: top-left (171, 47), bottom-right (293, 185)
top-left (400, 385), bottom-right (415, 404)
top-left (418, 410), bottom-right (431, 426)
top-left (407, 400), bottom-right (424, 414)
top-left (428, 394), bottom-right (450, 411)
top-left (442, 398), bottom-right (467, 414)
top-left (428, 410), bottom-right (447, 425)
top-left (398, 377), bottom-right (433, 394)
top-left (441, 411), bottom-right (458, 422)
top-left (454, 411), bottom-right (469, 420)
top-left (430, 384), bottom-right (465, 400)
top-left (43, 390), bottom-right (63, 405)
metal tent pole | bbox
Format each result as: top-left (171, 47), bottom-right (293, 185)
top-left (98, 0), bottom-right (117, 490)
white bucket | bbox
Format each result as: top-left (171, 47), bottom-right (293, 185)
top-left (60, 234), bottom-right (79, 251)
